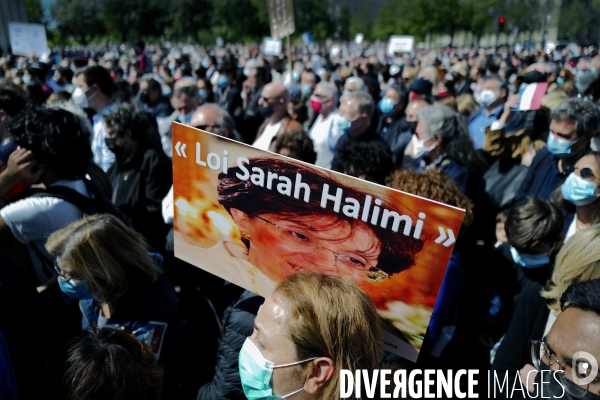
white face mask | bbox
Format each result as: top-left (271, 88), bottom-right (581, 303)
top-left (412, 134), bottom-right (436, 158)
top-left (478, 89), bottom-right (498, 107)
top-left (591, 136), bottom-right (600, 152)
top-left (71, 87), bottom-right (88, 108)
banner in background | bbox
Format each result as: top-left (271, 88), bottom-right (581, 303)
top-left (266, 0), bottom-right (295, 39)
top-left (172, 124), bottom-right (465, 360)
top-left (8, 22), bottom-right (48, 57)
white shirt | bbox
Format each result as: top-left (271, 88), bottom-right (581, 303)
top-left (565, 217), bottom-right (577, 242)
top-left (162, 186), bottom-right (174, 225)
top-left (91, 103), bottom-right (116, 172)
top-left (0, 179), bottom-right (90, 283)
top-left (253, 120), bottom-right (283, 151)
top-left (309, 110), bottom-right (341, 169)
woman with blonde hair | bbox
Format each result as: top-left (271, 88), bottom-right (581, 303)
top-left (46, 213), bottom-right (183, 396)
top-left (239, 272), bottom-right (382, 399)
top-left (492, 224), bottom-right (600, 377)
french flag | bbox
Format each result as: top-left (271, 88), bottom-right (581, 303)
top-left (518, 82), bottom-right (549, 111)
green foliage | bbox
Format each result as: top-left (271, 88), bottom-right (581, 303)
top-left (51, 0), bottom-right (104, 44)
top-left (167, 0), bottom-right (213, 42)
top-left (558, 0), bottom-right (596, 41)
top-left (349, 8), bottom-right (372, 39)
top-left (25, 0), bottom-right (45, 24)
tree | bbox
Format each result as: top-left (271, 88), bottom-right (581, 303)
top-left (100, 0), bottom-right (168, 42)
top-left (167, 0), bottom-right (213, 42)
top-left (51, 0), bottom-right (104, 44)
top-left (210, 0), bottom-right (268, 43)
top-left (349, 8), bottom-right (372, 39)
top-left (25, 0), bottom-right (45, 24)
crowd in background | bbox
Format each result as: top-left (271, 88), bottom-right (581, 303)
top-left (2, 38), bottom-right (600, 399)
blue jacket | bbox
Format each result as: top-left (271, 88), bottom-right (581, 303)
top-left (414, 154), bottom-right (470, 193)
top-left (514, 147), bottom-right (565, 202)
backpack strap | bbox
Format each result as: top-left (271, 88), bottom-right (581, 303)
top-left (31, 186), bottom-right (97, 215)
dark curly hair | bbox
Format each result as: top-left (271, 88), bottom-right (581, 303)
top-left (218, 157), bottom-right (424, 276)
top-left (103, 103), bottom-right (150, 142)
top-left (331, 141), bottom-right (393, 185)
top-left (386, 168), bottom-right (474, 228)
top-left (0, 85), bottom-right (27, 117)
top-left (6, 107), bottom-right (92, 179)
top-left (273, 128), bottom-right (317, 164)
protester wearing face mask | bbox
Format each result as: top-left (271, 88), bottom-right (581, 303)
top-left (554, 153), bottom-right (600, 242)
top-left (75, 66), bottom-right (116, 172)
top-left (238, 272), bottom-right (382, 400)
top-left (375, 84), bottom-right (411, 165)
top-left (413, 105), bottom-right (485, 193)
top-left (159, 84), bottom-right (200, 158)
top-left (468, 75), bottom-right (525, 150)
top-left (137, 77), bottom-right (174, 120)
top-left (515, 98), bottom-right (600, 203)
top-left (487, 198), bottom-right (564, 322)
top-left (330, 91), bottom-right (390, 171)
top-left (519, 279), bottom-right (600, 400)
top-left (308, 82), bottom-right (341, 169)
top-left (492, 225), bottom-right (600, 387)
top-left (401, 98), bottom-right (430, 168)
top-left (46, 214), bottom-right (183, 397)
top-left (241, 67), bottom-right (268, 144)
top-left (253, 83), bottom-right (303, 151)
top-left (216, 59), bottom-right (243, 128)
top-left (300, 69), bottom-right (319, 130)
top-left (103, 103), bottom-right (172, 252)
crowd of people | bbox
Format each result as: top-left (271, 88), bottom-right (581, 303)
top-left (2, 38), bottom-right (600, 399)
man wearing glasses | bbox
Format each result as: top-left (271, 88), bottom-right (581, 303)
top-left (520, 279), bottom-right (600, 399)
top-left (308, 81), bottom-right (342, 169)
top-left (190, 104), bottom-right (242, 142)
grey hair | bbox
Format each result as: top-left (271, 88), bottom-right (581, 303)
top-left (199, 103), bottom-right (242, 141)
top-left (345, 76), bottom-right (367, 92)
top-left (417, 105), bottom-right (481, 168)
top-left (551, 98), bottom-right (600, 138)
top-left (173, 85), bottom-right (199, 100)
top-left (545, 62), bottom-right (559, 75)
top-left (340, 91), bottom-right (374, 119)
top-left (482, 74), bottom-right (508, 98)
top-left (316, 81), bottom-right (339, 105)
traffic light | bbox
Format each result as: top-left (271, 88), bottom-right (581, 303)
top-left (498, 16), bottom-right (505, 32)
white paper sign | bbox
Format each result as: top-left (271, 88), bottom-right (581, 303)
top-left (263, 38), bottom-right (282, 56)
top-left (387, 35), bottom-right (414, 56)
top-left (8, 22), bottom-right (48, 57)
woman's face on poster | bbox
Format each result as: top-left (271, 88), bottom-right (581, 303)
top-left (230, 210), bottom-right (384, 283)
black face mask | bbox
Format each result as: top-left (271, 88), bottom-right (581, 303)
top-left (139, 92), bottom-right (151, 104)
top-left (535, 360), bottom-right (600, 400)
top-left (105, 137), bottom-right (124, 159)
top-left (406, 121), bottom-right (417, 134)
top-left (259, 105), bottom-right (274, 119)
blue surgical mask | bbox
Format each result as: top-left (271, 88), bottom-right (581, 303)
top-left (238, 338), bottom-right (315, 400)
top-left (217, 75), bottom-right (229, 88)
top-left (58, 277), bottom-right (93, 300)
top-left (379, 97), bottom-right (396, 114)
top-left (199, 89), bottom-right (207, 100)
top-left (336, 115), bottom-right (356, 134)
top-left (557, 76), bottom-right (565, 86)
top-left (22, 75), bottom-right (31, 84)
top-left (162, 87), bottom-right (171, 97)
top-left (177, 112), bottom-right (194, 125)
top-left (301, 85), bottom-right (312, 96)
top-left (510, 247), bottom-right (551, 269)
top-left (547, 131), bottom-right (576, 157)
top-left (243, 68), bottom-right (251, 77)
top-left (202, 59), bottom-right (210, 69)
top-left (342, 89), bottom-right (351, 97)
top-left (562, 172), bottom-right (600, 206)
top-left (292, 71), bottom-right (300, 82)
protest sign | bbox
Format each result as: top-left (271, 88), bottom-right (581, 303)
top-left (266, 0), bottom-right (295, 39)
top-left (172, 124), bottom-right (465, 361)
top-left (262, 37), bottom-right (282, 56)
top-left (388, 35), bottom-right (415, 56)
top-left (8, 22), bottom-right (48, 57)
